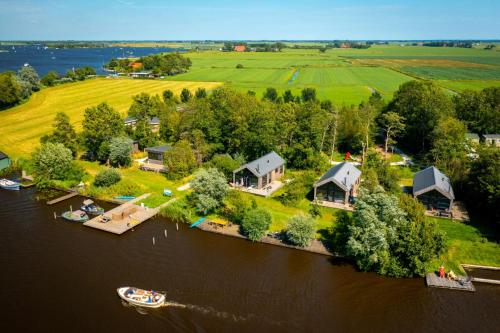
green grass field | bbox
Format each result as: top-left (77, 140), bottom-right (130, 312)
top-left (0, 78), bottom-right (221, 158)
top-left (162, 46), bottom-right (500, 103)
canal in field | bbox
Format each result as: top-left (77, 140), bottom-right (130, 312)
top-left (0, 188), bottom-right (499, 332)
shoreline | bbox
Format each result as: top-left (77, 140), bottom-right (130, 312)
top-left (196, 220), bottom-right (335, 257)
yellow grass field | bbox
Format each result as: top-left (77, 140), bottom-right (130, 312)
top-left (0, 77), bottom-right (221, 158)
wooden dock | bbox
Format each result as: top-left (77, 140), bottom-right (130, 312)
top-left (83, 194), bottom-right (176, 235)
top-left (47, 191), bottom-right (79, 205)
top-left (425, 273), bottom-right (475, 292)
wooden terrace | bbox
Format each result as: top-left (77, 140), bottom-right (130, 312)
top-left (83, 194), bottom-right (175, 235)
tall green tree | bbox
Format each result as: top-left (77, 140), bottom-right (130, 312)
top-left (428, 117), bottom-right (469, 184)
top-left (163, 139), bottom-right (197, 180)
top-left (454, 87), bottom-right (500, 135)
top-left (195, 87), bottom-right (207, 99)
top-left (190, 168), bottom-right (229, 214)
top-left (263, 87), bottom-right (278, 102)
top-left (109, 137), bottom-right (133, 167)
top-left (17, 64), bottom-right (40, 93)
top-left (40, 112), bottom-right (79, 157)
top-left (466, 147), bottom-right (500, 223)
top-left (32, 142), bottom-right (74, 184)
top-left (41, 71), bottom-right (59, 87)
top-left (301, 88), bottom-right (317, 102)
top-left (0, 72), bottom-right (22, 109)
top-left (388, 81), bottom-right (454, 154)
top-left (180, 88), bottom-right (192, 103)
top-left (283, 89), bottom-right (294, 103)
top-left (378, 111), bottom-right (405, 155)
top-left (82, 103), bottom-right (124, 160)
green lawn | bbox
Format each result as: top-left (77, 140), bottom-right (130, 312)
top-left (76, 161), bottom-right (189, 208)
top-left (0, 78), bottom-right (221, 159)
top-left (428, 218), bottom-right (500, 273)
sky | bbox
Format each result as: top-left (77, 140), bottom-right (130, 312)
top-left (0, 0), bottom-right (498, 40)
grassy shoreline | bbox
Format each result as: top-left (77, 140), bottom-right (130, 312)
top-left (48, 159), bottom-right (499, 275)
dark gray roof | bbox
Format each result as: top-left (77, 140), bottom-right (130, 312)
top-left (145, 144), bottom-right (171, 154)
top-left (124, 117), bottom-right (160, 125)
top-left (413, 166), bottom-right (454, 200)
top-left (0, 151), bottom-right (8, 160)
top-left (234, 151), bottom-right (285, 178)
top-left (483, 134), bottom-right (500, 139)
top-left (124, 117), bottom-right (137, 124)
top-left (465, 133), bottom-right (479, 140)
top-left (314, 162), bottom-right (361, 192)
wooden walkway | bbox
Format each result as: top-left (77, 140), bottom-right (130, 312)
top-left (83, 194), bottom-right (176, 235)
top-left (425, 273), bottom-right (475, 292)
top-left (47, 191), bottom-right (79, 205)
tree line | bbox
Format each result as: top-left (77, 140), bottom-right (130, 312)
top-left (105, 53), bottom-right (191, 76)
top-left (0, 65), bottom-right (96, 109)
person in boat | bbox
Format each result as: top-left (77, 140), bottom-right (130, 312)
top-left (448, 270), bottom-right (457, 280)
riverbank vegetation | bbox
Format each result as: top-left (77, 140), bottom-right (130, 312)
top-left (1, 43), bottom-right (499, 277)
top-left (105, 53), bottom-right (192, 76)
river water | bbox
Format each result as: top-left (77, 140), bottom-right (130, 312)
top-left (0, 188), bottom-right (498, 332)
top-left (0, 45), bottom-right (180, 76)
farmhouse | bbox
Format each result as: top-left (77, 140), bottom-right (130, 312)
top-left (483, 134), bottom-right (500, 147)
top-left (0, 151), bottom-right (11, 170)
top-left (233, 151), bottom-right (285, 190)
top-left (313, 162), bottom-right (361, 205)
top-left (413, 166), bottom-right (454, 211)
top-left (233, 45), bottom-right (246, 52)
top-left (140, 144), bottom-right (171, 173)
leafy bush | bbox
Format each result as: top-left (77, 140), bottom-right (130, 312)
top-left (206, 154), bottom-right (241, 181)
top-left (285, 215), bottom-right (316, 247)
top-left (190, 168), bottom-right (228, 214)
top-left (236, 64), bottom-right (244, 69)
top-left (32, 142), bottom-right (74, 183)
top-left (241, 208), bottom-right (272, 241)
top-left (277, 172), bottom-right (316, 206)
top-left (94, 168), bottom-right (121, 187)
top-left (109, 136), bottom-right (133, 167)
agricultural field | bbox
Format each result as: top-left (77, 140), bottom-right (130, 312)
top-left (165, 45), bottom-right (500, 103)
top-left (0, 77), bottom-right (221, 158)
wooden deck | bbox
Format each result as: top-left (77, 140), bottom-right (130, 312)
top-left (83, 194), bottom-right (175, 235)
top-left (47, 191), bottom-right (79, 205)
top-left (425, 273), bottom-right (475, 292)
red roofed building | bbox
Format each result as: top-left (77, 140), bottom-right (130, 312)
top-left (234, 45), bottom-right (246, 52)
top-left (130, 61), bottom-right (143, 70)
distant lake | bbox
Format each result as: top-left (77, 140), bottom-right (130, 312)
top-left (0, 45), bottom-right (182, 76)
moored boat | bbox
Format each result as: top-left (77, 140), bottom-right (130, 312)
top-left (81, 199), bottom-right (105, 215)
top-left (117, 287), bottom-right (165, 308)
top-left (0, 178), bottom-right (20, 191)
top-left (61, 210), bottom-right (89, 222)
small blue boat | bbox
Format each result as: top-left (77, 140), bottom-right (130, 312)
top-left (114, 195), bottom-right (135, 201)
top-left (0, 178), bottom-right (20, 191)
top-left (190, 217), bottom-right (206, 228)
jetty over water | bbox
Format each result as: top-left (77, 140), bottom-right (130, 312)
top-left (83, 194), bottom-right (175, 235)
top-left (426, 273), bottom-right (475, 292)
top-left (47, 191), bottom-right (79, 205)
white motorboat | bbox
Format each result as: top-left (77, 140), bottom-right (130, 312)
top-left (117, 287), bottom-right (165, 308)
